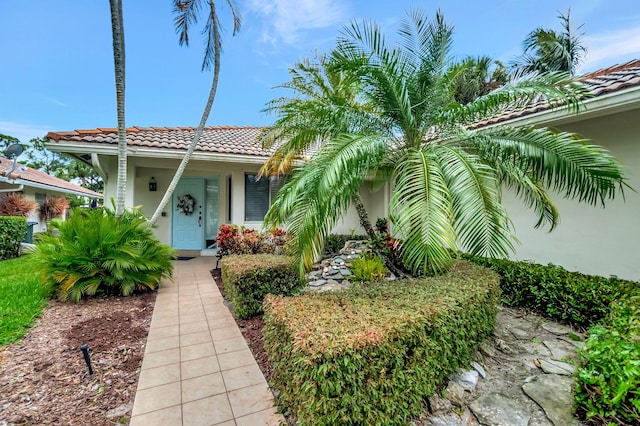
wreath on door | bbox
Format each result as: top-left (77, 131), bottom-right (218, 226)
top-left (177, 194), bottom-right (196, 215)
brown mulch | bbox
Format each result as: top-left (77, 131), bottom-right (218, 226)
top-left (210, 268), bottom-right (273, 382)
top-left (0, 292), bottom-right (155, 426)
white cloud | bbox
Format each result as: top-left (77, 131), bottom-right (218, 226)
top-left (580, 25), bottom-right (640, 72)
top-left (247, 0), bottom-right (348, 45)
top-left (0, 121), bottom-right (51, 143)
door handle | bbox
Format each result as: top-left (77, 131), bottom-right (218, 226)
top-left (198, 216), bottom-right (202, 227)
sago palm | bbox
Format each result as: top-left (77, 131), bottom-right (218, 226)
top-left (260, 10), bottom-right (628, 277)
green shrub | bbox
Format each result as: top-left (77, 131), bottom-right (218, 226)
top-left (32, 207), bottom-right (175, 301)
top-left (350, 254), bottom-right (387, 283)
top-left (0, 216), bottom-right (27, 260)
top-left (575, 296), bottom-right (640, 425)
top-left (264, 260), bottom-right (500, 425)
top-left (324, 234), bottom-right (368, 256)
top-left (221, 254), bottom-right (304, 319)
top-left (465, 256), bottom-right (638, 327)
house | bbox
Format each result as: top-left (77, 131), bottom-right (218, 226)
top-left (0, 156), bottom-right (103, 234)
top-left (46, 60), bottom-right (640, 280)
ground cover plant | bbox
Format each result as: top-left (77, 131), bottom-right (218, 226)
top-left (0, 255), bottom-right (51, 346)
top-left (263, 260), bottom-right (500, 425)
top-left (32, 207), bottom-right (175, 301)
top-left (221, 254), bottom-right (303, 319)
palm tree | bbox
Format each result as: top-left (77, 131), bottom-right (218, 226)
top-left (109, 0), bottom-right (127, 216)
top-left (449, 56), bottom-right (508, 104)
top-left (512, 9), bottom-right (586, 75)
top-left (261, 10), bottom-right (627, 276)
top-left (148, 0), bottom-right (241, 226)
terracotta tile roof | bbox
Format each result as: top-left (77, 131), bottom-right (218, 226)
top-left (0, 157), bottom-right (102, 198)
top-left (47, 126), bottom-right (271, 157)
top-left (477, 59), bottom-right (640, 127)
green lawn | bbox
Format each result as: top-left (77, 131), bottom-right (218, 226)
top-left (0, 255), bottom-right (51, 346)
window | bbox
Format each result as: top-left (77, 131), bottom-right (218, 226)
top-left (35, 193), bottom-right (46, 206)
top-left (244, 174), bottom-right (284, 221)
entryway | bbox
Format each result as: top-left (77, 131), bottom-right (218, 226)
top-left (171, 177), bottom-right (219, 251)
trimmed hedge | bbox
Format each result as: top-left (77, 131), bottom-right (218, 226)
top-left (220, 254), bottom-right (304, 319)
top-left (466, 256), bottom-right (638, 327)
top-left (0, 216), bottom-right (27, 260)
top-left (575, 296), bottom-right (640, 424)
top-left (263, 260), bottom-right (500, 425)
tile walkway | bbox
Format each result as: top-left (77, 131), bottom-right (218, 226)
top-left (130, 257), bottom-right (284, 426)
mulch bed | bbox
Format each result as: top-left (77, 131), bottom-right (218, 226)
top-left (0, 292), bottom-right (155, 425)
top-left (210, 268), bottom-right (274, 382)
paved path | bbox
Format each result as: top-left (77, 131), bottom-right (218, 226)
top-left (130, 257), bottom-right (283, 426)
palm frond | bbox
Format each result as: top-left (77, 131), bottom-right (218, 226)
top-left (173, 0), bottom-right (202, 46)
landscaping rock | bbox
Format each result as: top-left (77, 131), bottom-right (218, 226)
top-left (541, 322), bottom-right (573, 336)
top-left (428, 394), bottom-right (452, 413)
top-left (469, 393), bottom-right (530, 426)
top-left (543, 339), bottom-right (579, 362)
top-left (472, 362), bottom-right (487, 379)
top-left (538, 358), bottom-right (576, 376)
top-left (308, 279), bottom-right (327, 287)
top-left (522, 374), bottom-right (576, 425)
top-left (453, 369), bottom-right (479, 391)
top-left (445, 381), bottom-right (466, 407)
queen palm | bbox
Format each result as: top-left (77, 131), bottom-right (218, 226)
top-left (148, 0), bottom-right (241, 226)
top-left (261, 10), bottom-right (627, 276)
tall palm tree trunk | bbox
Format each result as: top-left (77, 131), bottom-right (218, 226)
top-left (109, 0), bottom-right (127, 216)
top-left (148, 2), bottom-right (221, 226)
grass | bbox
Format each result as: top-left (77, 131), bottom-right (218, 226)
top-left (0, 255), bottom-right (51, 347)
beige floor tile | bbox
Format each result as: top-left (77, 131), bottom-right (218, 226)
top-left (129, 404), bottom-right (182, 426)
top-left (227, 383), bottom-right (275, 418)
top-left (214, 336), bottom-right (248, 354)
top-left (180, 330), bottom-right (212, 346)
top-left (141, 348), bottom-right (180, 369)
top-left (222, 364), bottom-right (266, 392)
top-left (210, 326), bottom-right (242, 341)
top-left (181, 355), bottom-right (221, 380)
top-left (180, 313), bottom-right (208, 324)
top-left (147, 324), bottom-right (180, 341)
top-left (182, 394), bottom-right (234, 425)
top-left (182, 372), bottom-right (226, 402)
top-left (131, 382), bottom-right (181, 416)
top-left (208, 317), bottom-right (239, 331)
top-left (151, 316), bottom-right (179, 328)
top-left (137, 363), bottom-right (181, 390)
top-left (212, 421), bottom-right (236, 426)
top-left (181, 341), bottom-right (216, 361)
top-left (145, 335), bottom-right (180, 353)
top-left (234, 406), bottom-right (284, 426)
top-left (217, 349), bottom-right (258, 371)
top-left (180, 320), bottom-right (209, 334)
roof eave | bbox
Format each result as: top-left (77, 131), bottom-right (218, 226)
top-left (0, 175), bottom-right (102, 198)
top-left (484, 84), bottom-right (640, 129)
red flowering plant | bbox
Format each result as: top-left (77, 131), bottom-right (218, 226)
top-left (215, 225), bottom-right (288, 256)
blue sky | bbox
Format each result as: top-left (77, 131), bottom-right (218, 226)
top-left (1, 0), bottom-right (639, 143)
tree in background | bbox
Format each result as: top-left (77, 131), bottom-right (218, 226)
top-left (261, 10), bottom-right (627, 276)
top-left (148, 0), bottom-right (241, 226)
top-left (448, 56), bottom-right (509, 105)
top-left (512, 9), bottom-right (586, 76)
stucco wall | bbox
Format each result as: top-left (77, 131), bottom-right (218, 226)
top-left (503, 108), bottom-right (640, 280)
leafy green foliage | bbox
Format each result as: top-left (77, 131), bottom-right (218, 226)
top-left (0, 255), bottom-right (52, 346)
top-left (350, 254), bottom-right (387, 283)
top-left (32, 207), bottom-right (175, 302)
top-left (466, 255), bottom-right (638, 327)
top-left (263, 260), bottom-right (500, 425)
top-left (0, 217), bottom-right (27, 260)
top-left (260, 9), bottom-right (626, 276)
top-left (575, 297), bottom-right (640, 425)
top-left (323, 234), bottom-right (368, 257)
top-left (220, 254), bottom-right (304, 319)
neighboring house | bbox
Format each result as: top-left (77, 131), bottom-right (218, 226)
top-left (0, 157), bottom-right (103, 233)
top-left (46, 60), bottom-right (640, 280)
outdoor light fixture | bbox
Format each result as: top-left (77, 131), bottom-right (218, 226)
top-left (80, 344), bottom-right (94, 375)
top-left (149, 176), bottom-right (157, 192)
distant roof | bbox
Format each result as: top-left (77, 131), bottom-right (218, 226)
top-left (47, 126), bottom-right (269, 158)
top-left (478, 59), bottom-right (640, 126)
top-left (0, 157), bottom-right (102, 198)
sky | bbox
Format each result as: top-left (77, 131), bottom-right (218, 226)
top-left (1, 0), bottom-right (639, 144)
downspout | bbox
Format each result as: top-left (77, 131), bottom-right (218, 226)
top-left (91, 153), bottom-right (108, 180)
top-left (0, 174), bottom-right (24, 193)
top-left (0, 184), bottom-right (24, 193)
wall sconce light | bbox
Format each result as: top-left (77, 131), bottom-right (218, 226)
top-left (149, 177), bottom-right (157, 192)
